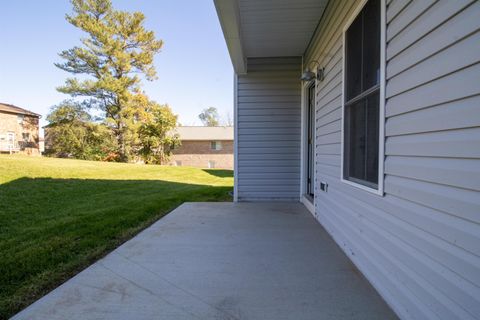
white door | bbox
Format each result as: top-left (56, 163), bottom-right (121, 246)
top-left (7, 132), bottom-right (15, 151)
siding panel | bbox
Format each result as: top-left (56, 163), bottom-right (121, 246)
top-left (304, 0), bottom-right (480, 319)
top-left (238, 127), bottom-right (299, 135)
top-left (238, 134), bottom-right (300, 142)
top-left (386, 127), bottom-right (480, 158)
top-left (386, 31), bottom-right (480, 98)
top-left (385, 156), bottom-right (480, 191)
top-left (236, 57), bottom-right (301, 201)
top-left (329, 188), bottom-right (480, 319)
top-left (386, 0), bottom-right (434, 42)
top-left (386, 1), bottom-right (480, 78)
top-left (386, 62), bottom-right (480, 117)
top-left (384, 175), bottom-right (480, 224)
top-left (386, 95), bottom-right (480, 136)
top-left (386, 0), bottom-right (410, 23)
top-left (387, 1), bottom-right (473, 59)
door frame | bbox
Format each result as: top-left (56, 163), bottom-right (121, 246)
top-left (7, 132), bottom-right (15, 145)
top-left (7, 132), bottom-right (15, 153)
top-left (300, 80), bottom-right (316, 214)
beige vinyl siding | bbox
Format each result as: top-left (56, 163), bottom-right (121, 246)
top-left (236, 57), bottom-right (302, 201)
top-left (305, 0), bottom-right (480, 319)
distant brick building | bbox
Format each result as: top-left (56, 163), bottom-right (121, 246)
top-left (167, 126), bottom-right (233, 169)
top-left (0, 103), bottom-right (41, 155)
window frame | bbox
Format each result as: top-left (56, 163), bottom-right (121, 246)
top-left (340, 0), bottom-right (385, 196)
top-left (210, 141), bottom-right (222, 151)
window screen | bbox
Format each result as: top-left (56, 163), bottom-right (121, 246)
top-left (343, 0), bottom-right (381, 189)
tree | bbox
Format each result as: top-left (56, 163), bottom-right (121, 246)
top-left (223, 110), bottom-right (233, 126)
top-left (55, 0), bottom-right (163, 162)
top-left (198, 107), bottom-right (219, 126)
top-left (45, 100), bottom-right (116, 160)
top-left (138, 102), bottom-right (179, 164)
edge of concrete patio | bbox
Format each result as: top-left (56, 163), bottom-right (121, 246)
top-left (12, 202), bottom-right (397, 320)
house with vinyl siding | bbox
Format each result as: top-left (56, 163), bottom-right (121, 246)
top-left (214, 0), bottom-right (480, 319)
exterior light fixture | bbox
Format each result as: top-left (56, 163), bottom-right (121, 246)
top-left (300, 60), bottom-right (325, 82)
top-left (300, 69), bottom-right (316, 82)
top-left (317, 67), bottom-right (325, 82)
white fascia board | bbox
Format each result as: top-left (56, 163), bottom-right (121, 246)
top-left (213, 0), bottom-right (247, 74)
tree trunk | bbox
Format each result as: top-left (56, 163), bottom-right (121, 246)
top-left (116, 120), bottom-right (128, 162)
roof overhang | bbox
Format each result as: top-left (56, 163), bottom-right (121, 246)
top-left (214, 0), bottom-right (328, 74)
top-left (174, 126), bottom-right (234, 141)
top-left (214, 0), bottom-right (247, 74)
top-left (0, 103), bottom-right (41, 118)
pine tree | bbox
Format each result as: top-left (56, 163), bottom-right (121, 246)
top-left (55, 0), bottom-right (163, 161)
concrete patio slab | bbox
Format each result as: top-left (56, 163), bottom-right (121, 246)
top-left (12, 202), bottom-right (397, 320)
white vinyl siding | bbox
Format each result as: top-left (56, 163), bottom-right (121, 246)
top-left (236, 57), bottom-right (302, 201)
top-left (305, 0), bottom-right (480, 319)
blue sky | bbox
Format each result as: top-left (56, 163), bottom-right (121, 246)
top-left (0, 0), bottom-right (233, 133)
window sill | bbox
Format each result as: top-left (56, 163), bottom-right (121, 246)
top-left (340, 178), bottom-right (384, 196)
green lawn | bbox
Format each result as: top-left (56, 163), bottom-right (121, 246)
top-left (0, 155), bottom-right (233, 319)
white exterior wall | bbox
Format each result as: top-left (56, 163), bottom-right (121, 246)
top-left (236, 57), bottom-right (302, 201)
top-left (305, 0), bottom-right (480, 319)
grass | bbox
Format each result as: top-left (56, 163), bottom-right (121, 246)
top-left (0, 155), bottom-right (233, 319)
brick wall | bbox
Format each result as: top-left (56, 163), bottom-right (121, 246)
top-left (167, 140), bottom-right (233, 169)
top-left (0, 112), bottom-right (40, 154)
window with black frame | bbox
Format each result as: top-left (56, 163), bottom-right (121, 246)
top-left (343, 0), bottom-right (381, 189)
